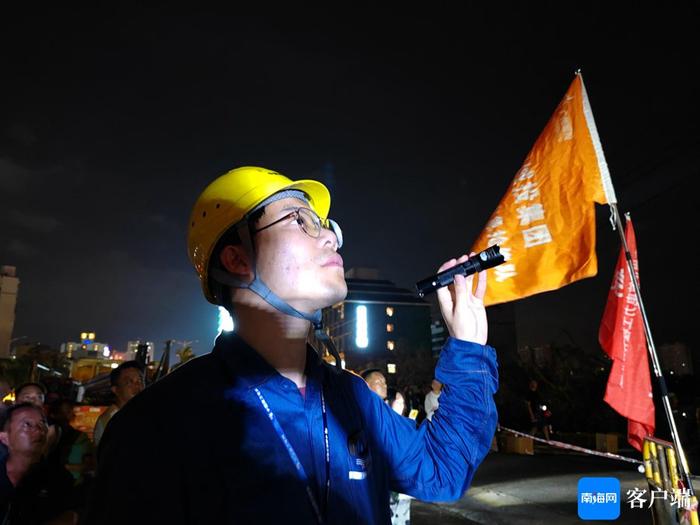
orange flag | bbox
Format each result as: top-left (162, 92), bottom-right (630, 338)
top-left (599, 217), bottom-right (654, 451)
top-left (472, 74), bottom-right (617, 305)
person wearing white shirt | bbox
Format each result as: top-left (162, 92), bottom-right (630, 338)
top-left (424, 379), bottom-right (442, 421)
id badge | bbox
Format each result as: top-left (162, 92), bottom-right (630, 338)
top-left (347, 429), bottom-right (372, 480)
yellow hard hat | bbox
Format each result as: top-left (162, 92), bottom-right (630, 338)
top-left (187, 166), bottom-right (331, 304)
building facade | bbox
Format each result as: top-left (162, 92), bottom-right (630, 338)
top-left (0, 266), bottom-right (20, 358)
top-left (322, 270), bottom-right (432, 378)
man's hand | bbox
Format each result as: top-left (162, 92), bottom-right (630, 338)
top-left (435, 253), bottom-right (488, 345)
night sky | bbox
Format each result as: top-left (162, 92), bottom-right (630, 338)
top-left (1, 6), bottom-right (698, 358)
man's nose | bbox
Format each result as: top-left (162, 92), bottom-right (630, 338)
top-left (29, 423), bottom-right (47, 434)
top-left (319, 226), bottom-right (339, 250)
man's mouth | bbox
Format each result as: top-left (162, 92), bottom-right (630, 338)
top-left (322, 254), bottom-right (344, 268)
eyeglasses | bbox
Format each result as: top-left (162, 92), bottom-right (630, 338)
top-left (254, 207), bottom-right (344, 248)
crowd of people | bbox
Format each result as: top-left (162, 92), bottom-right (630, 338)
top-left (0, 360), bottom-right (144, 524)
top-left (360, 368), bottom-right (446, 525)
top-left (1, 358), bottom-right (447, 525)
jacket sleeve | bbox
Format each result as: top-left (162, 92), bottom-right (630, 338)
top-left (356, 337), bottom-right (498, 502)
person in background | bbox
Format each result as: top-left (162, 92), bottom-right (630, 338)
top-left (0, 402), bottom-right (77, 524)
top-left (14, 382), bottom-right (62, 457)
top-left (386, 387), bottom-right (412, 525)
top-left (93, 361), bottom-right (145, 448)
top-left (386, 388), bottom-right (406, 417)
top-left (13, 383), bottom-right (45, 409)
top-left (526, 379), bottom-right (550, 440)
top-left (361, 368), bottom-right (388, 401)
top-left (424, 379), bottom-right (442, 421)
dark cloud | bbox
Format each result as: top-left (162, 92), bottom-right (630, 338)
top-left (6, 240), bottom-right (38, 258)
top-left (8, 210), bottom-right (60, 234)
top-left (0, 158), bottom-right (31, 192)
top-left (1, 7), bottom-right (699, 356)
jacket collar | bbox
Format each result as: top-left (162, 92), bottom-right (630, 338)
top-left (212, 331), bottom-right (325, 391)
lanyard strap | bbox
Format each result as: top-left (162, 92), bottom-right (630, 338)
top-left (254, 386), bottom-right (330, 525)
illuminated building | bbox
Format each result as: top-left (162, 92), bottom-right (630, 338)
top-left (322, 268), bottom-right (431, 375)
top-left (60, 332), bottom-right (120, 382)
top-left (125, 341), bottom-right (155, 362)
top-left (60, 332), bottom-right (111, 359)
top-left (0, 265), bottom-right (19, 358)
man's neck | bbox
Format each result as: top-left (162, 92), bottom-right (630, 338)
top-left (5, 451), bottom-right (41, 486)
top-left (234, 305), bottom-right (310, 388)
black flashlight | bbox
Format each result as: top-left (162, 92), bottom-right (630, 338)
top-left (415, 245), bottom-right (506, 297)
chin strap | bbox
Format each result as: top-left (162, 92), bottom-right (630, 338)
top-left (210, 266), bottom-right (322, 325)
top-left (313, 322), bottom-right (343, 372)
top-left (210, 220), bottom-right (343, 372)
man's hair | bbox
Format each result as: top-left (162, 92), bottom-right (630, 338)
top-left (14, 382), bottom-right (46, 397)
top-left (208, 189), bottom-right (313, 308)
top-left (110, 360), bottom-right (145, 387)
top-left (208, 207), bottom-right (267, 308)
top-left (1, 402), bottom-right (47, 431)
top-left (360, 368), bottom-right (384, 381)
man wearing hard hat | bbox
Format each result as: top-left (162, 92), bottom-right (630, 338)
top-left (83, 166), bottom-right (498, 524)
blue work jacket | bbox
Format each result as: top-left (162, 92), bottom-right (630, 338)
top-left (82, 331), bottom-right (498, 524)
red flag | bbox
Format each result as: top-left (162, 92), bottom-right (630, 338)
top-left (599, 217), bottom-right (654, 451)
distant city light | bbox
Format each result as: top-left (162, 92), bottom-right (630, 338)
top-left (111, 363), bottom-right (119, 369)
top-left (355, 305), bottom-right (369, 348)
top-left (386, 306), bottom-right (394, 317)
top-left (102, 347), bottom-right (110, 357)
top-left (218, 306), bottom-right (234, 333)
top-left (387, 363), bottom-right (396, 374)
top-left (387, 340), bottom-right (395, 351)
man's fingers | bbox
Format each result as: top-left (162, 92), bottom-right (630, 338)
top-left (436, 284), bottom-right (451, 310)
top-left (435, 258), bottom-right (457, 315)
top-left (453, 273), bottom-right (467, 298)
top-left (475, 266), bottom-right (487, 300)
top-left (437, 258), bottom-right (458, 273)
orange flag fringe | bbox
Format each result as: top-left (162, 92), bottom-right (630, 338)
top-left (472, 74), bottom-right (616, 305)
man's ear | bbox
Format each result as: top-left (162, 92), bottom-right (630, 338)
top-left (219, 245), bottom-right (253, 281)
top-left (0, 431), bottom-right (8, 446)
top-left (110, 385), bottom-right (118, 397)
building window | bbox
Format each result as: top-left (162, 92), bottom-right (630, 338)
top-left (386, 306), bottom-right (394, 317)
top-left (387, 363), bottom-right (397, 374)
top-left (355, 305), bottom-right (369, 348)
top-left (386, 323), bottom-right (394, 333)
top-left (387, 340), bottom-right (395, 351)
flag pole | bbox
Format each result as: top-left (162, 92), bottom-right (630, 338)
top-left (578, 71), bottom-right (694, 493)
top-left (610, 204), bottom-right (695, 495)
